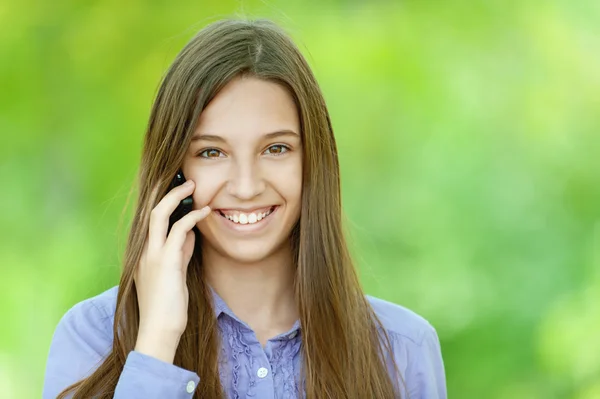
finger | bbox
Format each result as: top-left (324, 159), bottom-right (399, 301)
top-left (181, 230), bottom-right (196, 274)
top-left (148, 180), bottom-right (195, 252)
top-left (135, 238), bottom-right (149, 285)
top-left (164, 206), bottom-right (211, 255)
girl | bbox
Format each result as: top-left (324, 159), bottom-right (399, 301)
top-left (43, 18), bottom-right (446, 399)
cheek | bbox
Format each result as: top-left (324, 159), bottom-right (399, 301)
top-left (268, 159), bottom-right (303, 203)
top-left (189, 168), bottom-right (225, 208)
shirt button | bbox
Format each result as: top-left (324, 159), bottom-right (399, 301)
top-left (257, 367), bottom-right (269, 378)
top-left (186, 380), bottom-right (196, 393)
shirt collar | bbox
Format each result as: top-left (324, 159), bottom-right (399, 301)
top-left (207, 283), bottom-right (229, 318)
top-left (206, 284), bottom-right (303, 336)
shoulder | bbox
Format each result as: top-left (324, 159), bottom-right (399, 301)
top-left (56, 285), bottom-right (119, 343)
top-left (43, 286), bottom-right (121, 396)
top-left (366, 294), bottom-right (447, 397)
top-left (66, 285), bottom-right (119, 319)
top-left (81, 285), bottom-right (120, 318)
top-left (365, 294), bottom-right (437, 346)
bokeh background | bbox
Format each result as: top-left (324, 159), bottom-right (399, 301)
top-left (2, 0), bottom-right (599, 398)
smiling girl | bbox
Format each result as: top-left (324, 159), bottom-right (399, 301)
top-left (43, 18), bottom-right (446, 399)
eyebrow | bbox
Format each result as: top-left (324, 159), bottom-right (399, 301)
top-left (190, 129), bottom-right (300, 143)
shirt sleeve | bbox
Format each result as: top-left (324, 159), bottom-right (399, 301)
top-left (405, 325), bottom-right (447, 399)
top-left (42, 297), bottom-right (201, 399)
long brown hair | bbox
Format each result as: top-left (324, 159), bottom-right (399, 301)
top-left (58, 18), bottom-right (402, 399)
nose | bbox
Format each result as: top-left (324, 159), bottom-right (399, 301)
top-left (226, 157), bottom-right (266, 200)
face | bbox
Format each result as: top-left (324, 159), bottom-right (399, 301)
top-left (182, 76), bottom-right (302, 264)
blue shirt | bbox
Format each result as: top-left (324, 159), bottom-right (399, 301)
top-left (43, 285), bottom-right (447, 398)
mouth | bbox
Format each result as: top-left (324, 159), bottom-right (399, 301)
top-left (216, 205), bottom-right (279, 226)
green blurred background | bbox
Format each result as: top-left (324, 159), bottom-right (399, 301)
top-left (2, 0), bottom-right (599, 398)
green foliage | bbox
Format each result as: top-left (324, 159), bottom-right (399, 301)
top-left (1, 1), bottom-right (599, 398)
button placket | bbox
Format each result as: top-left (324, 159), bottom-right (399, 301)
top-left (257, 366), bottom-right (269, 378)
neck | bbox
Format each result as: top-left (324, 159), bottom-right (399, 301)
top-left (201, 243), bottom-right (298, 334)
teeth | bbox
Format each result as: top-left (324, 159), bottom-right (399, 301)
top-left (221, 208), bottom-right (274, 225)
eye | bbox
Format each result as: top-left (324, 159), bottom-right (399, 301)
top-left (198, 148), bottom-right (224, 158)
top-left (264, 144), bottom-right (290, 155)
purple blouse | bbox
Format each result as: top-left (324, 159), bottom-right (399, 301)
top-left (43, 285), bottom-right (446, 398)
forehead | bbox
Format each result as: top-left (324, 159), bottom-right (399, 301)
top-left (193, 76), bottom-right (300, 142)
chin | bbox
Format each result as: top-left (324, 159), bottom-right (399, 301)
top-left (211, 240), bottom-right (288, 265)
top-left (227, 244), bottom-right (278, 264)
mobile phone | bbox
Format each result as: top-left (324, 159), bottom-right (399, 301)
top-left (167, 169), bottom-right (194, 234)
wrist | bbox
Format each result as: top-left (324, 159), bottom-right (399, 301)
top-left (135, 329), bottom-right (182, 364)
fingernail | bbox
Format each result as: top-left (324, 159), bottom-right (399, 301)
top-left (184, 180), bottom-right (193, 186)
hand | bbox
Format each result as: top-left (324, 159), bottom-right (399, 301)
top-left (133, 179), bottom-right (210, 363)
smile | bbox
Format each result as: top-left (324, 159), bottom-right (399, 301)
top-left (217, 206), bottom-right (278, 226)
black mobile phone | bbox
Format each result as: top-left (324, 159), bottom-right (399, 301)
top-left (167, 169), bottom-right (194, 234)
